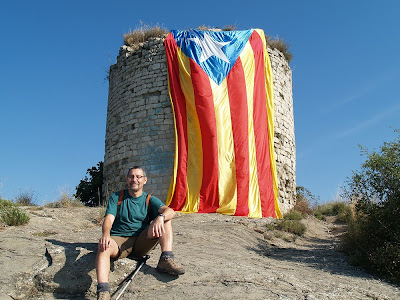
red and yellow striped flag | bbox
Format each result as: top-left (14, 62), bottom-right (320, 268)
top-left (164, 29), bottom-right (281, 218)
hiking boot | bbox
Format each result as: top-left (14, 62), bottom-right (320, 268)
top-left (157, 257), bottom-right (185, 275)
top-left (97, 291), bottom-right (110, 300)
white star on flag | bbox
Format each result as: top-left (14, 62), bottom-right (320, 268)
top-left (190, 33), bottom-right (231, 63)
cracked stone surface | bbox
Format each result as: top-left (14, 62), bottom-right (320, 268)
top-left (0, 207), bottom-right (399, 299)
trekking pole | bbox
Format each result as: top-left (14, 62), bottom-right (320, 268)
top-left (115, 255), bottom-right (150, 300)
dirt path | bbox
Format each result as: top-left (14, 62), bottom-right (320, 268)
top-left (0, 207), bottom-right (399, 299)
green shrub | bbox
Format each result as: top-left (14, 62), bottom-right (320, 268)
top-left (283, 210), bottom-right (303, 220)
top-left (343, 130), bottom-right (400, 284)
top-left (314, 210), bottom-right (326, 221)
top-left (0, 199), bottom-right (30, 226)
top-left (276, 219), bottom-right (306, 236)
top-left (273, 231), bottom-right (284, 239)
top-left (336, 206), bottom-right (353, 223)
top-left (343, 207), bottom-right (400, 284)
top-left (0, 198), bottom-right (13, 208)
top-left (316, 202), bottom-right (341, 215)
top-left (315, 202), bottom-right (353, 223)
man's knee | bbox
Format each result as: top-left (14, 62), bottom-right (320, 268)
top-left (147, 219), bottom-right (173, 238)
top-left (97, 239), bottom-right (119, 259)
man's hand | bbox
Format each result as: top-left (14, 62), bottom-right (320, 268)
top-left (147, 206), bottom-right (175, 239)
top-left (99, 214), bottom-right (115, 252)
top-left (150, 216), bottom-right (166, 238)
top-left (98, 233), bottom-right (112, 252)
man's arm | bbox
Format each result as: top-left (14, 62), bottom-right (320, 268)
top-left (98, 214), bottom-right (116, 252)
top-left (149, 205), bottom-right (175, 238)
top-left (158, 205), bottom-right (176, 221)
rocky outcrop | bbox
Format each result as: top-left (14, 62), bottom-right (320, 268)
top-left (1, 207), bottom-right (399, 299)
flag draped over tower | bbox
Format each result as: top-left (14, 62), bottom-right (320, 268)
top-left (164, 29), bottom-right (281, 218)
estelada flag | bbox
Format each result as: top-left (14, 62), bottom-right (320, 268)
top-left (164, 29), bottom-right (282, 218)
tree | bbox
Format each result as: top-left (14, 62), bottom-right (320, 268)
top-left (75, 161), bottom-right (104, 207)
top-left (343, 130), bottom-right (400, 283)
top-left (294, 186), bottom-right (318, 216)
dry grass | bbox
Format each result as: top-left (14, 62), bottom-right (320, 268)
top-left (194, 25), bottom-right (237, 31)
top-left (123, 24), bottom-right (293, 63)
top-left (292, 195), bottom-right (313, 216)
top-left (14, 190), bottom-right (36, 206)
top-left (265, 36), bottom-right (293, 63)
top-left (222, 24), bottom-right (237, 31)
top-left (123, 23), bottom-right (168, 48)
top-left (32, 230), bottom-right (58, 237)
top-left (45, 197), bottom-right (83, 208)
top-left (45, 189), bottom-right (83, 208)
top-left (196, 25), bottom-right (212, 31)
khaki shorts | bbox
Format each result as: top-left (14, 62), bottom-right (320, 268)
top-left (111, 226), bottom-right (159, 259)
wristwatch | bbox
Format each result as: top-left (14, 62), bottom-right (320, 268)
top-left (158, 214), bottom-right (166, 220)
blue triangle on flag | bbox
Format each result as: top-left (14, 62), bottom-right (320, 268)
top-left (171, 29), bottom-right (254, 85)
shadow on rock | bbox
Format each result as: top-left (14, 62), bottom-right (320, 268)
top-left (248, 236), bottom-right (372, 280)
top-left (109, 257), bottom-right (178, 298)
top-left (141, 263), bottom-right (180, 283)
top-left (36, 239), bottom-right (98, 299)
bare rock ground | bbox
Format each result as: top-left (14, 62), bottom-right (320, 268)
top-left (0, 206), bottom-right (399, 300)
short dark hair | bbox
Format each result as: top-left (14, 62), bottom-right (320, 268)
top-left (126, 166), bottom-right (147, 177)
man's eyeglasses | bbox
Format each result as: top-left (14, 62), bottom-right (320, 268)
top-left (128, 175), bottom-right (145, 180)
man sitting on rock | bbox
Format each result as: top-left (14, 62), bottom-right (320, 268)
top-left (95, 166), bottom-right (184, 300)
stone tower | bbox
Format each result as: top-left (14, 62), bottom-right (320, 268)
top-left (103, 36), bottom-right (296, 214)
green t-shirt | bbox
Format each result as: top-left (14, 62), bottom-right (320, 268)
top-left (106, 190), bottom-right (164, 236)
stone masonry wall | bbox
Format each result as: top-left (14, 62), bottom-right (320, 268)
top-left (103, 36), bottom-right (296, 214)
top-left (268, 48), bottom-right (296, 213)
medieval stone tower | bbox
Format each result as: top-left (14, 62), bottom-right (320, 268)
top-left (103, 34), bottom-right (296, 214)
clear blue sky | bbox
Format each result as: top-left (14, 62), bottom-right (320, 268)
top-left (1, 1), bottom-right (399, 204)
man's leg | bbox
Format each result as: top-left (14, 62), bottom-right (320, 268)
top-left (132, 220), bottom-right (184, 275)
top-left (156, 219), bottom-right (173, 251)
top-left (152, 220), bottom-right (185, 275)
top-left (95, 238), bottom-right (119, 300)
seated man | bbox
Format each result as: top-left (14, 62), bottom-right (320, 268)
top-left (96, 166), bottom-right (184, 300)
